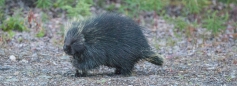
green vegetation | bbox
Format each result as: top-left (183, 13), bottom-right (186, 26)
top-left (0, 0), bottom-right (236, 39)
top-left (218, 0), bottom-right (237, 4)
top-left (0, 3), bottom-right (27, 32)
top-left (119, 0), bottom-right (169, 17)
top-left (0, 0), bottom-right (94, 38)
top-left (0, 0), bottom-right (5, 22)
top-left (202, 11), bottom-right (229, 35)
top-left (0, 14), bottom-right (27, 38)
top-left (50, 0), bottom-right (94, 17)
top-left (36, 0), bottom-right (93, 17)
top-left (173, 17), bottom-right (189, 31)
top-left (36, 0), bottom-right (52, 9)
top-left (62, 0), bottom-right (93, 17)
top-left (182, 0), bottom-right (210, 14)
top-left (53, 0), bottom-right (68, 8)
top-left (95, 0), bottom-right (233, 36)
top-left (41, 12), bottom-right (49, 22)
top-left (0, 0), bottom-right (5, 6)
top-left (0, 11), bottom-right (4, 23)
top-left (167, 37), bottom-right (176, 47)
top-left (1, 31), bottom-right (15, 43)
top-left (36, 28), bottom-right (45, 37)
top-left (0, 15), bottom-right (27, 32)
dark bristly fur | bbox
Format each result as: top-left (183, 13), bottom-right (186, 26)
top-left (63, 13), bottom-right (163, 77)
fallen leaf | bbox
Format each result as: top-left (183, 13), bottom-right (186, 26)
top-left (232, 33), bottom-right (237, 39)
top-left (28, 10), bottom-right (34, 23)
top-left (233, 60), bottom-right (237, 65)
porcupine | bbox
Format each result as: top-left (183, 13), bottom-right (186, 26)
top-left (63, 13), bottom-right (163, 77)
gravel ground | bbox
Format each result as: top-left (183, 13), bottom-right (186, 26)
top-left (0, 16), bottom-right (236, 86)
top-left (1, 0), bottom-right (237, 85)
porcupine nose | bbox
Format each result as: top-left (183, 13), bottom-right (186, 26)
top-left (63, 45), bottom-right (70, 52)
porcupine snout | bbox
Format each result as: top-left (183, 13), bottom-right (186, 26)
top-left (63, 44), bottom-right (69, 52)
top-left (63, 44), bottom-right (72, 55)
top-left (63, 35), bottom-right (85, 56)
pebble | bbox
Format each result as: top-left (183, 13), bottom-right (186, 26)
top-left (0, 66), bottom-right (10, 71)
top-left (60, 55), bottom-right (70, 60)
top-left (31, 53), bottom-right (40, 62)
top-left (55, 74), bottom-right (62, 78)
top-left (158, 40), bottom-right (166, 46)
top-left (230, 70), bottom-right (236, 79)
top-left (38, 75), bottom-right (52, 79)
top-left (14, 71), bottom-right (20, 75)
top-left (0, 76), bottom-right (4, 81)
top-left (20, 59), bottom-right (28, 63)
top-left (9, 55), bottom-right (16, 61)
top-left (5, 78), bottom-right (19, 82)
top-left (0, 49), bottom-right (5, 56)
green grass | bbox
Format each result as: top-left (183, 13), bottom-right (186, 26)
top-left (118, 0), bottom-right (168, 17)
top-left (36, 0), bottom-right (52, 9)
top-left (53, 0), bottom-right (67, 8)
top-left (0, 15), bottom-right (27, 32)
top-left (0, 0), bottom-right (5, 6)
top-left (161, 0), bottom-right (229, 36)
top-left (173, 17), bottom-right (189, 31)
top-left (0, 0), bottom-right (5, 23)
top-left (106, 3), bottom-right (116, 11)
top-left (0, 30), bottom-right (15, 44)
top-left (202, 11), bottom-right (229, 35)
top-left (0, 14), bottom-right (27, 39)
top-left (218, 0), bottom-right (237, 4)
top-left (34, 0), bottom-right (233, 37)
top-left (36, 28), bottom-right (45, 37)
top-left (167, 37), bottom-right (176, 47)
top-left (182, 0), bottom-right (210, 14)
top-left (62, 0), bottom-right (93, 17)
top-left (41, 12), bottom-right (49, 22)
top-left (0, 9), bottom-right (4, 23)
top-left (36, 0), bottom-right (93, 17)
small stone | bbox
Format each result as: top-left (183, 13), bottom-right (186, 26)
top-left (5, 78), bottom-right (19, 82)
top-left (60, 55), bottom-right (70, 60)
top-left (0, 49), bottom-right (5, 56)
top-left (32, 53), bottom-right (38, 58)
top-left (14, 71), bottom-right (20, 75)
top-left (217, 56), bottom-right (226, 61)
top-left (0, 66), bottom-right (10, 70)
top-left (158, 40), bottom-right (166, 46)
top-left (197, 39), bottom-right (203, 44)
top-left (97, 79), bottom-right (107, 83)
top-left (230, 70), bottom-right (236, 79)
top-left (31, 53), bottom-right (39, 62)
top-left (38, 75), bottom-right (52, 79)
top-left (55, 74), bottom-right (62, 78)
top-left (20, 59), bottom-right (28, 63)
top-left (9, 55), bottom-right (16, 61)
top-left (0, 76), bottom-right (4, 81)
top-left (173, 46), bottom-right (180, 51)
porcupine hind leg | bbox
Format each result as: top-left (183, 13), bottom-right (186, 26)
top-left (115, 63), bottom-right (135, 76)
top-left (75, 70), bottom-right (88, 77)
top-left (115, 68), bottom-right (121, 74)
